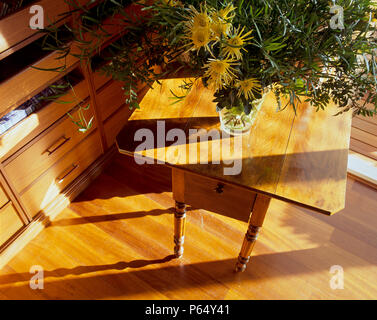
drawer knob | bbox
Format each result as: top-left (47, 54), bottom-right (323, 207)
top-left (214, 183), bottom-right (225, 194)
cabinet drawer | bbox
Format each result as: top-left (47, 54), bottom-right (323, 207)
top-left (93, 71), bottom-right (112, 91)
top-left (104, 105), bottom-right (133, 147)
top-left (0, 202), bottom-right (24, 247)
top-left (181, 172), bottom-right (256, 222)
top-left (20, 131), bottom-right (102, 217)
top-left (0, 0), bottom-right (69, 55)
top-left (0, 185), bottom-right (9, 209)
top-left (0, 79), bottom-right (89, 160)
top-left (97, 81), bottom-right (125, 121)
top-left (5, 105), bottom-right (95, 194)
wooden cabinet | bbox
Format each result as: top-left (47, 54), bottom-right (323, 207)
top-left (92, 70), bottom-right (112, 92)
top-left (0, 0), bottom-right (139, 265)
top-left (104, 105), bottom-right (133, 147)
top-left (0, 0), bottom-right (69, 59)
top-left (0, 185), bottom-right (9, 208)
top-left (0, 182), bottom-right (25, 247)
top-left (21, 131), bottom-right (103, 217)
top-left (0, 69), bottom-right (88, 160)
top-left (96, 80), bottom-right (126, 121)
top-left (0, 48), bottom-right (79, 119)
top-left (0, 203), bottom-right (24, 247)
top-left (4, 104), bottom-right (95, 193)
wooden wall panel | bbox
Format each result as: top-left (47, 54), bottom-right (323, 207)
top-left (350, 114), bottom-right (377, 161)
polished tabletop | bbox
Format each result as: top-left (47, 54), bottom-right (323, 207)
top-left (117, 78), bottom-right (352, 215)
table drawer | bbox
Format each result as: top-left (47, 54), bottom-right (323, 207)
top-left (97, 80), bottom-right (125, 121)
top-left (104, 105), bottom-right (133, 147)
top-left (0, 185), bottom-right (9, 208)
top-left (181, 172), bottom-right (256, 222)
top-left (0, 202), bottom-right (24, 247)
top-left (4, 105), bottom-right (95, 194)
top-left (20, 131), bottom-right (102, 217)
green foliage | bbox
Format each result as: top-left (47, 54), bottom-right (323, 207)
top-left (67, 103), bottom-right (94, 133)
top-left (40, 0), bottom-right (377, 117)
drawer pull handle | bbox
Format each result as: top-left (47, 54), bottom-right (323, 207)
top-left (46, 136), bottom-right (71, 156)
top-left (214, 183), bottom-right (225, 194)
top-left (56, 164), bottom-right (79, 184)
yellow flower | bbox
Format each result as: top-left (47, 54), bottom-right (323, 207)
top-left (204, 58), bottom-right (238, 90)
top-left (217, 3), bottom-right (236, 21)
top-left (210, 19), bottom-right (231, 39)
top-left (181, 4), bottom-right (213, 54)
top-left (222, 26), bottom-right (253, 60)
top-left (210, 4), bottom-right (235, 39)
top-left (181, 23), bottom-right (212, 54)
top-left (187, 5), bottom-right (211, 29)
top-left (161, 0), bottom-right (180, 6)
top-left (187, 25), bottom-right (212, 52)
top-left (236, 78), bottom-right (262, 100)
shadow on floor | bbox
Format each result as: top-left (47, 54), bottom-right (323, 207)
top-left (49, 208), bottom-right (176, 227)
top-left (0, 246), bottom-right (371, 299)
top-left (48, 206), bottom-right (200, 227)
top-left (0, 255), bottom-right (176, 286)
top-left (72, 154), bottom-right (172, 203)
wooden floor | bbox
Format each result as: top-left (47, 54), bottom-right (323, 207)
top-left (0, 154), bottom-right (376, 299)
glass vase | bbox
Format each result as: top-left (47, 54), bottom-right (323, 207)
top-left (219, 94), bottom-right (266, 136)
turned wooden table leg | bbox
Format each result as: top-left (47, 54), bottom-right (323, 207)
top-left (172, 168), bottom-right (186, 258)
top-left (174, 201), bottom-right (186, 257)
top-left (235, 194), bottom-right (271, 272)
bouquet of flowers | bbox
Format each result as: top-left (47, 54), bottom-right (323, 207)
top-left (42, 0), bottom-right (377, 133)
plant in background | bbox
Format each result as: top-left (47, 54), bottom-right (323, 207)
top-left (40, 0), bottom-right (377, 133)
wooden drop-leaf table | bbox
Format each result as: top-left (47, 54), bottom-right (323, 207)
top-left (116, 78), bottom-right (352, 272)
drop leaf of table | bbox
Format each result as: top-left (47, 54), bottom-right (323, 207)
top-left (116, 78), bottom-right (352, 272)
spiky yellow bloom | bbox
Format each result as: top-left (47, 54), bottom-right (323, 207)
top-left (168, 0), bottom-right (183, 6)
top-left (181, 4), bottom-right (213, 54)
top-left (210, 4), bottom-right (235, 38)
top-left (187, 5), bottom-right (211, 29)
top-left (180, 23), bottom-right (212, 54)
top-left (161, 0), bottom-right (179, 6)
top-left (216, 3), bottom-right (236, 21)
top-left (204, 58), bottom-right (238, 90)
top-left (236, 78), bottom-right (262, 100)
top-left (210, 19), bottom-right (230, 38)
top-left (187, 25), bottom-right (212, 52)
top-left (222, 26), bottom-right (253, 60)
